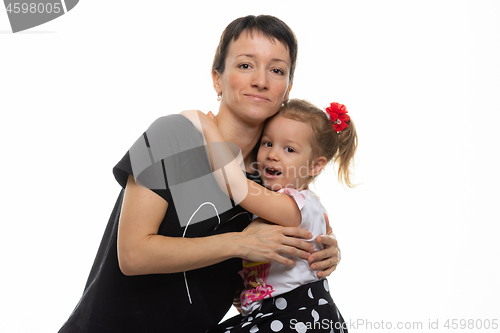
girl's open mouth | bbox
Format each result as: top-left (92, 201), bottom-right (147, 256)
top-left (264, 167), bottom-right (282, 177)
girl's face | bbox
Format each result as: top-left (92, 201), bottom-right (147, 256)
top-left (213, 31), bottom-right (292, 125)
top-left (257, 115), bottom-right (321, 191)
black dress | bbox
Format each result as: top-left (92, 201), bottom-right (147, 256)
top-left (58, 115), bottom-right (258, 333)
top-left (208, 280), bottom-right (348, 333)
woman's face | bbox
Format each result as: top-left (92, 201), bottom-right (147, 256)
top-left (213, 31), bottom-right (292, 125)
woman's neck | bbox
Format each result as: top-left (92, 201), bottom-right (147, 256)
top-left (214, 111), bottom-right (264, 172)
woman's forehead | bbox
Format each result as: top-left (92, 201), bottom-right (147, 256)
top-left (227, 30), bottom-right (291, 63)
top-left (235, 29), bottom-right (289, 49)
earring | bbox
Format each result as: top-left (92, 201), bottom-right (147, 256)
top-left (217, 92), bottom-right (222, 102)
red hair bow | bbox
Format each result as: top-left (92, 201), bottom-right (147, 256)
top-left (326, 102), bottom-right (350, 132)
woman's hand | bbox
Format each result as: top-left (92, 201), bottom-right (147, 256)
top-left (180, 110), bottom-right (216, 134)
top-left (237, 218), bottom-right (315, 267)
top-left (308, 213), bottom-right (341, 278)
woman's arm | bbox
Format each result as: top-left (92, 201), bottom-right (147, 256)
top-left (117, 175), bottom-right (315, 276)
top-left (181, 110), bottom-right (302, 227)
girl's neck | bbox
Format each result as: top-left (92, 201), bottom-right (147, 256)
top-left (290, 179), bottom-right (310, 192)
top-left (214, 111), bottom-right (264, 173)
top-left (296, 183), bottom-right (309, 192)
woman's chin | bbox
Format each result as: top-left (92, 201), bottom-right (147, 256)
top-left (240, 105), bottom-right (280, 123)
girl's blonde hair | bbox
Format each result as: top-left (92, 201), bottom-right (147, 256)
top-left (275, 99), bottom-right (358, 187)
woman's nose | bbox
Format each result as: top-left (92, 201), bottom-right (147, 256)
top-left (251, 68), bottom-right (268, 90)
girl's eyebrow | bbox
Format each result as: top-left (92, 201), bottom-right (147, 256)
top-left (264, 137), bottom-right (303, 149)
top-left (287, 139), bottom-right (302, 148)
top-left (281, 134), bottom-right (303, 148)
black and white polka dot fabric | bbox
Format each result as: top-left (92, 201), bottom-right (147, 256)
top-left (208, 280), bottom-right (347, 333)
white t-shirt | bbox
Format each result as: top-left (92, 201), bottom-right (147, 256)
top-left (239, 189), bottom-right (328, 316)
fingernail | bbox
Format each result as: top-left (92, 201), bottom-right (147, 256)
top-left (311, 264), bottom-right (316, 270)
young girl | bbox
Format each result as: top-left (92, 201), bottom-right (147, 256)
top-left (182, 99), bottom-right (357, 333)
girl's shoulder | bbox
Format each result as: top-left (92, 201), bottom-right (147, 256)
top-left (299, 189), bottom-right (321, 202)
top-left (296, 189), bottom-right (328, 235)
top-left (279, 188), bottom-right (323, 211)
top-left (298, 189), bottom-right (327, 216)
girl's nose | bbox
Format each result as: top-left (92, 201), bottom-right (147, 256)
top-left (268, 149), bottom-right (279, 161)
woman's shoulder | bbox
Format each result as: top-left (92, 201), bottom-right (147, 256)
top-left (147, 113), bottom-right (197, 132)
top-left (142, 114), bottom-right (202, 149)
top-left (112, 113), bottom-right (203, 192)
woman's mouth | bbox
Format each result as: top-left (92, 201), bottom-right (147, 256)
top-left (264, 166), bottom-right (282, 178)
top-left (245, 94), bottom-right (270, 102)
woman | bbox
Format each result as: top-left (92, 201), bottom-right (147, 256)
top-left (58, 15), bottom-right (341, 333)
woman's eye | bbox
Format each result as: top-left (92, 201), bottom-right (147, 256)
top-left (272, 68), bottom-right (284, 75)
top-left (286, 147), bottom-right (295, 153)
top-left (239, 63), bottom-right (251, 69)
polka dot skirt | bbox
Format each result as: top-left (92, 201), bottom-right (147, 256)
top-left (208, 280), bottom-right (347, 333)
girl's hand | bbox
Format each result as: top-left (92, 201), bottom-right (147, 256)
top-left (308, 213), bottom-right (341, 278)
top-left (238, 218), bottom-right (316, 267)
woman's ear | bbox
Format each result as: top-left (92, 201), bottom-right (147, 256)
top-left (284, 82), bottom-right (293, 102)
top-left (212, 70), bottom-right (222, 94)
top-left (309, 156), bottom-right (327, 177)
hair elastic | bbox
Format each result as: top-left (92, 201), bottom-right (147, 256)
top-left (325, 102), bottom-right (350, 133)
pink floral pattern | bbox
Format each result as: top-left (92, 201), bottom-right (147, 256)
top-left (239, 260), bottom-right (275, 307)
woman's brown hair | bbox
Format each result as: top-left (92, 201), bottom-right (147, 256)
top-left (212, 15), bottom-right (298, 83)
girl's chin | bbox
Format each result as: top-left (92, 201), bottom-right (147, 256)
top-left (263, 183), bottom-right (282, 192)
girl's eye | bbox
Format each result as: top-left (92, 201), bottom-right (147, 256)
top-left (285, 147), bottom-right (295, 153)
top-left (263, 142), bottom-right (272, 147)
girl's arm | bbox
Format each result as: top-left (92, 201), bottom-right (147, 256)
top-left (181, 110), bottom-right (302, 227)
top-left (117, 175), bottom-right (315, 276)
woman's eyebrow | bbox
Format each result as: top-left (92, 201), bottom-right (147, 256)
top-left (235, 54), bottom-right (289, 65)
top-left (236, 54), bottom-right (254, 59)
top-left (271, 58), bottom-right (288, 64)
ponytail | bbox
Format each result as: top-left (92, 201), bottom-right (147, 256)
top-left (335, 119), bottom-right (357, 188)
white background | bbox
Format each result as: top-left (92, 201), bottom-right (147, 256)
top-left (1, 1), bottom-right (499, 332)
